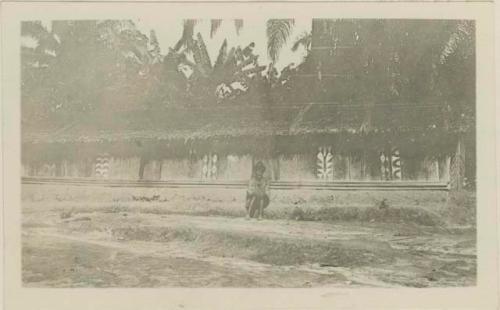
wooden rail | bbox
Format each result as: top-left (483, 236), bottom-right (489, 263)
top-left (22, 177), bottom-right (450, 191)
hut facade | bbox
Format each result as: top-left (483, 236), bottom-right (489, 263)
top-left (21, 104), bottom-right (455, 184)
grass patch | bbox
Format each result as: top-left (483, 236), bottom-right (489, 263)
top-left (283, 205), bottom-right (444, 227)
top-left (23, 184), bottom-right (474, 227)
top-left (105, 225), bottom-right (397, 267)
top-left (438, 191), bottom-right (476, 226)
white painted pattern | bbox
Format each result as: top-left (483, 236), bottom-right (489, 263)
top-left (380, 147), bottom-right (402, 180)
top-left (202, 153), bottom-right (218, 180)
top-left (202, 155), bottom-right (209, 179)
top-left (391, 147), bottom-right (402, 180)
top-left (380, 151), bottom-right (390, 180)
top-left (95, 153), bottom-right (110, 178)
top-left (211, 154), bottom-right (218, 179)
top-left (316, 147), bottom-right (333, 180)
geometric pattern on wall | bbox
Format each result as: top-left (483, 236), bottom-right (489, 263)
top-left (391, 147), bottom-right (402, 180)
top-left (380, 147), bottom-right (401, 181)
top-left (95, 153), bottom-right (110, 178)
top-left (202, 153), bottom-right (218, 180)
top-left (380, 151), bottom-right (390, 180)
top-left (316, 146), bottom-right (333, 180)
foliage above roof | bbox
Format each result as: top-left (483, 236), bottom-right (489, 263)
top-left (21, 19), bottom-right (475, 148)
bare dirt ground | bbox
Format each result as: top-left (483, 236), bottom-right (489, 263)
top-left (22, 200), bottom-right (476, 288)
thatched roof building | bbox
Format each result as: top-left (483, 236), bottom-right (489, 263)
top-left (23, 102), bottom-right (458, 142)
top-left (21, 19), bottom-right (474, 187)
top-left (22, 102), bottom-right (459, 184)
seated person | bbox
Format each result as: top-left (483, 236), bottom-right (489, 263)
top-left (245, 161), bottom-right (270, 220)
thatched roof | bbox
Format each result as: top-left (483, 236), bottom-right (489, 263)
top-left (22, 103), bottom-right (454, 145)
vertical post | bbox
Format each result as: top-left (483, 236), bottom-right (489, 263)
top-left (451, 135), bottom-right (465, 191)
top-left (347, 155), bottom-right (351, 180)
top-left (272, 157), bottom-right (280, 181)
top-left (138, 156), bottom-right (146, 180)
top-left (361, 149), bottom-right (366, 180)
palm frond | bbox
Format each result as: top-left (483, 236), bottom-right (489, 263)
top-left (221, 47), bottom-right (237, 79)
top-left (196, 33), bottom-right (213, 71)
top-left (235, 54), bottom-right (258, 72)
top-left (234, 19), bottom-right (244, 35)
top-left (173, 19), bottom-right (198, 52)
top-left (238, 65), bottom-right (267, 77)
top-left (21, 46), bottom-right (56, 68)
top-left (291, 31), bottom-right (312, 52)
top-left (210, 19), bottom-right (223, 38)
top-left (439, 20), bottom-right (474, 64)
top-left (266, 19), bottom-right (295, 63)
top-left (21, 21), bottom-right (60, 53)
top-left (213, 39), bottom-right (228, 72)
top-left (149, 30), bottom-right (161, 52)
top-left (190, 45), bottom-right (204, 76)
top-left (225, 47), bottom-right (236, 66)
top-left (234, 47), bottom-right (244, 63)
top-left (21, 21), bottom-right (48, 39)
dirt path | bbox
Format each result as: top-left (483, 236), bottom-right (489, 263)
top-left (22, 210), bottom-right (476, 288)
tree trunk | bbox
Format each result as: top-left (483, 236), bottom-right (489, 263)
top-left (450, 135), bottom-right (465, 191)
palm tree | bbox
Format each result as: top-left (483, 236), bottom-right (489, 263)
top-left (21, 20), bottom-right (165, 119)
top-left (210, 19), bottom-right (244, 38)
top-left (21, 21), bottom-right (60, 69)
top-left (173, 19), bottom-right (244, 52)
top-left (175, 18), bottom-right (297, 65)
top-left (437, 20), bottom-right (474, 190)
top-left (172, 31), bottom-right (266, 104)
top-left (293, 19), bottom-right (474, 127)
top-left (266, 19), bottom-right (295, 64)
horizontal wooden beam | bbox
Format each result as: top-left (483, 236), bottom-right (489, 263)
top-left (22, 177), bottom-right (450, 191)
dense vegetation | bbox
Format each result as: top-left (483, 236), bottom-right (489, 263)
top-left (21, 19), bottom-right (474, 124)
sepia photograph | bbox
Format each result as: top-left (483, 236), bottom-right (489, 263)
top-left (18, 17), bottom-right (479, 289)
